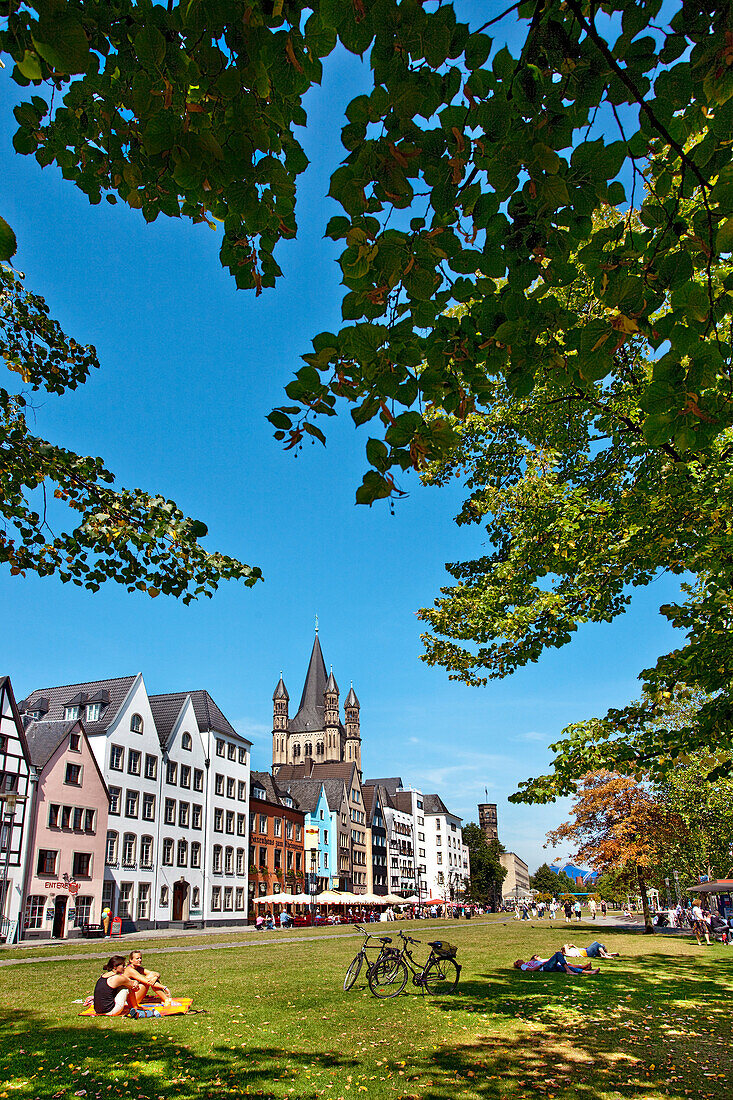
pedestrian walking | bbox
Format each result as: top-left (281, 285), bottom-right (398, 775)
top-left (573, 900), bottom-right (582, 921)
top-left (564, 901), bottom-right (573, 923)
top-left (588, 898), bottom-right (597, 921)
top-left (601, 899), bottom-right (607, 917)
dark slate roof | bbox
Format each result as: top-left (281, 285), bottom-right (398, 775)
top-left (148, 690), bottom-right (249, 746)
top-left (364, 777), bottom-right (403, 797)
top-left (345, 685), bottom-right (360, 707)
top-left (23, 720), bottom-right (78, 769)
top-left (362, 783), bottom-right (376, 821)
top-left (273, 677), bottom-right (289, 701)
top-left (276, 761), bottom-right (358, 786)
top-left (289, 634), bottom-right (328, 733)
top-left (325, 670), bottom-right (338, 693)
top-left (148, 695), bottom-right (187, 749)
top-left (250, 770), bottom-right (298, 809)
top-left (278, 778), bottom-right (327, 814)
top-left (423, 793), bottom-right (451, 816)
top-left (19, 676), bottom-right (137, 737)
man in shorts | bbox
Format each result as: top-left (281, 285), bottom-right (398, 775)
top-left (93, 956), bottom-right (160, 1017)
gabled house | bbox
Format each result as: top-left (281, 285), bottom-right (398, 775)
top-left (22, 718), bottom-right (109, 939)
top-left (249, 771), bottom-right (305, 918)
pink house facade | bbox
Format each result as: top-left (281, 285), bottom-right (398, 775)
top-left (22, 719), bottom-right (109, 939)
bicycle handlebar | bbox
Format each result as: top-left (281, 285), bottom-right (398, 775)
top-left (398, 931), bottom-right (421, 945)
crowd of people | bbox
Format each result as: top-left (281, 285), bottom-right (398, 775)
top-left (512, 898), bottom-right (607, 921)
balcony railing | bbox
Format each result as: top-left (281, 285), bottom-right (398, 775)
top-left (121, 859), bottom-right (137, 870)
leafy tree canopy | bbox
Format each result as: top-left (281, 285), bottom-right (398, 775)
top-left (462, 821), bottom-right (506, 904)
top-left (1, 0), bottom-right (732, 628)
top-left (530, 861), bottom-right (577, 896)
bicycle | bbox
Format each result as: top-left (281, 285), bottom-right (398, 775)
top-left (343, 925), bottom-right (399, 991)
top-left (367, 931), bottom-right (461, 998)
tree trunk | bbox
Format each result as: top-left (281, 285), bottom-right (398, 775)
top-left (637, 865), bottom-right (654, 934)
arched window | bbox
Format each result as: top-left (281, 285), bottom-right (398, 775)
top-left (225, 847), bottom-right (234, 874)
top-left (192, 886), bottom-right (200, 908)
top-left (304, 742), bottom-right (312, 756)
top-left (140, 835), bottom-right (154, 869)
top-left (160, 885), bottom-right (169, 907)
top-left (122, 833), bottom-right (136, 867)
top-left (293, 743), bottom-right (301, 758)
top-left (213, 845), bottom-right (222, 873)
top-left (105, 831), bottom-right (118, 865)
top-left (317, 741), bottom-right (324, 756)
top-left (181, 732), bottom-right (192, 750)
top-left (177, 839), bottom-right (188, 866)
top-left (130, 713), bottom-right (143, 733)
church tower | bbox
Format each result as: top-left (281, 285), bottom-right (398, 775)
top-left (344, 683), bottom-right (361, 773)
top-left (324, 668), bottom-right (340, 762)
top-left (272, 675), bottom-right (289, 768)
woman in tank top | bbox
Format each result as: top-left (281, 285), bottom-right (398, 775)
top-left (93, 955), bottom-right (141, 1016)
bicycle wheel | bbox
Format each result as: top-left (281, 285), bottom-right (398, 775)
top-left (343, 954), bottom-right (363, 991)
top-left (368, 957), bottom-right (408, 998)
top-left (423, 957), bottom-right (460, 995)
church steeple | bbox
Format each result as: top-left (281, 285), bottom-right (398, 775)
top-left (272, 673), bottom-right (289, 769)
top-left (345, 682), bottom-right (361, 773)
top-left (324, 666), bottom-right (340, 762)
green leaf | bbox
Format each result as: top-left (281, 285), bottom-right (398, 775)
top-left (16, 50), bottom-right (42, 81)
top-left (718, 217), bottom-right (733, 254)
top-left (465, 33), bottom-right (492, 70)
top-left (0, 217), bottom-right (17, 261)
top-left (135, 26), bottom-right (166, 69)
top-left (32, 13), bottom-right (90, 74)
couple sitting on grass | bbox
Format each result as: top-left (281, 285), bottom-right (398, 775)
top-left (93, 951), bottom-right (172, 1017)
top-left (514, 941), bottom-right (620, 976)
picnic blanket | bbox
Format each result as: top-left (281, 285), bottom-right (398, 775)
top-left (80, 998), bottom-right (193, 1017)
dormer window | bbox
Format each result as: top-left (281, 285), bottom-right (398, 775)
top-left (253, 785), bottom-right (266, 801)
top-left (282, 796), bottom-right (293, 808)
top-left (64, 705), bottom-right (79, 721)
top-left (86, 703), bottom-right (101, 722)
top-left (130, 713), bottom-right (143, 733)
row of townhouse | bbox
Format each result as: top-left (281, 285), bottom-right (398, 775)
top-left (0, 673), bottom-right (251, 941)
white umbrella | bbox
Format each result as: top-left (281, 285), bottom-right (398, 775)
top-left (356, 892), bottom-right (383, 904)
top-left (316, 889), bottom-right (345, 903)
top-left (292, 892), bottom-right (311, 904)
top-left (383, 893), bottom-right (405, 905)
top-left (403, 895), bottom-right (420, 905)
top-left (255, 893), bottom-right (281, 904)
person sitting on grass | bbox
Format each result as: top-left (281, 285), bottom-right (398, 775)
top-left (126, 951), bottom-right (171, 1003)
top-left (514, 953), bottom-right (600, 975)
top-left (562, 941), bottom-right (620, 959)
top-left (93, 956), bottom-right (161, 1017)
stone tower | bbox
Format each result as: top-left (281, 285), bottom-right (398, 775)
top-left (272, 675), bottom-right (289, 768)
top-left (344, 683), bottom-right (361, 771)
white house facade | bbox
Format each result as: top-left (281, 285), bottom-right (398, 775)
top-left (423, 794), bottom-right (468, 903)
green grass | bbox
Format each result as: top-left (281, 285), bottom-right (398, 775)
top-left (0, 919), bottom-right (730, 1100)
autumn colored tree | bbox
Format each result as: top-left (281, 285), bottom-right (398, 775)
top-left (546, 770), bottom-right (684, 933)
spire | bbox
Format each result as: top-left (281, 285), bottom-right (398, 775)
top-left (289, 632), bottom-right (328, 732)
top-left (326, 666), bottom-right (339, 694)
top-left (345, 682), bottom-right (360, 708)
top-left (273, 674), bottom-right (289, 702)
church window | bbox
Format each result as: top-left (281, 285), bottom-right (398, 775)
top-left (317, 742), bottom-right (324, 756)
top-left (293, 744), bottom-right (301, 758)
top-left (304, 742), bottom-right (312, 756)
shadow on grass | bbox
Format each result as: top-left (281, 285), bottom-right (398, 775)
top-left (0, 1010), bottom-right (357, 1100)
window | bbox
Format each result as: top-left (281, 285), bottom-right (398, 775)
top-left (37, 849), bottom-right (57, 876)
top-left (125, 790), bottom-right (139, 818)
top-left (224, 846), bottom-right (234, 874)
top-left (177, 839), bottom-right (188, 866)
top-left (191, 841), bottom-right (201, 868)
top-left (181, 731), bottom-right (192, 750)
top-left (73, 807), bottom-right (83, 831)
top-left (226, 811), bottom-right (234, 834)
top-left (436, 853), bottom-right (442, 865)
top-left (160, 885), bottom-right (169, 907)
top-left (213, 845), bottom-right (222, 873)
top-left (216, 740), bottom-right (225, 757)
top-left (236, 848), bottom-right (245, 875)
top-left (239, 747), bottom-right (247, 765)
top-left (180, 765), bottom-right (191, 789)
top-left (166, 761), bottom-right (178, 785)
top-left (48, 804), bottom-right (60, 828)
top-left (118, 883), bottom-right (133, 918)
top-left (323, 853), bottom-right (328, 868)
top-left (249, 811), bottom-right (256, 833)
top-left (179, 802), bottom-right (190, 828)
top-left (144, 754), bottom-right (158, 780)
top-left (223, 886), bottom-right (233, 910)
top-left (193, 769), bottom-right (204, 791)
top-left (259, 846), bottom-right (268, 869)
top-left (274, 848), bottom-right (282, 871)
top-left (110, 745), bottom-right (125, 770)
top-left (142, 793), bottom-right (156, 821)
top-left (237, 813), bottom-right (245, 836)
top-left (109, 787), bottom-right (121, 815)
top-left (192, 804), bottom-right (202, 830)
top-left (295, 823), bottom-right (302, 842)
top-left (319, 809), bottom-right (324, 820)
top-left (73, 851), bottom-right (92, 878)
top-left (164, 798), bottom-right (176, 825)
top-left (130, 713), bottom-right (143, 733)
top-left (324, 829), bottom-right (328, 844)
top-left (211, 886), bottom-right (221, 910)
top-left (285, 820), bottom-right (293, 840)
top-left (227, 743), bottom-right (235, 761)
top-left (69, 731), bottom-right (82, 752)
top-left (65, 762), bottom-right (82, 786)
top-left (253, 784), bottom-right (266, 801)
top-left (235, 887), bottom-right (245, 910)
top-left (128, 749), bottom-right (141, 776)
top-left (64, 705), bottom-right (79, 720)
top-left (273, 818), bottom-right (282, 838)
top-left (417, 799), bottom-right (423, 810)
top-left (192, 886), bottom-right (200, 908)
top-left (137, 883), bottom-right (150, 920)
top-left (215, 774), bottom-right (224, 796)
top-left (86, 702), bottom-right (100, 723)
top-left (238, 780), bottom-right (246, 801)
top-left (84, 809), bottom-right (95, 833)
top-left (122, 833), bottom-right (136, 867)
top-left (260, 814), bottom-right (268, 834)
top-left (227, 777), bottom-right (235, 799)
top-left (140, 835), bottom-right (153, 869)
top-left (25, 895), bottom-right (46, 930)
top-left (214, 808), bottom-right (223, 832)
top-left (435, 819), bottom-right (441, 829)
top-left (162, 838), bottom-right (174, 865)
top-left (418, 832), bottom-right (425, 842)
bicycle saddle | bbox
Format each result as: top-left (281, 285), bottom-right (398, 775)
top-left (378, 936), bottom-right (392, 943)
top-left (427, 941), bottom-right (442, 948)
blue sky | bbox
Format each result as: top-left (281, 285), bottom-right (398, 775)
top-left (0, 4), bottom-right (685, 872)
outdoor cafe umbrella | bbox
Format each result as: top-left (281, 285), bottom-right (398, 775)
top-left (256, 893), bottom-right (284, 904)
top-left (356, 892), bottom-right (384, 904)
top-left (402, 895), bottom-right (420, 904)
top-left (383, 893), bottom-right (405, 905)
top-left (316, 890), bottom-right (345, 903)
top-left (292, 892), bottom-right (312, 904)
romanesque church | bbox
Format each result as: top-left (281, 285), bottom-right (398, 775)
top-left (271, 632), bottom-right (361, 774)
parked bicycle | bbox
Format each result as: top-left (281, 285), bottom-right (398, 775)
top-left (343, 925), bottom-right (399, 991)
top-left (367, 931), bottom-right (461, 998)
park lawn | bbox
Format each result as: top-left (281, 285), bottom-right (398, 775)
top-left (0, 920), bottom-right (730, 1100)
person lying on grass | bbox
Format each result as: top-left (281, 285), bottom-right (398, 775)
top-left (93, 956), bottom-right (161, 1017)
top-left (126, 951), bottom-right (172, 1003)
top-left (514, 953), bottom-right (600, 975)
top-left (562, 941), bottom-right (620, 959)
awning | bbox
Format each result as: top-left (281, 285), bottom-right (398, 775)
top-left (685, 879), bottom-right (733, 894)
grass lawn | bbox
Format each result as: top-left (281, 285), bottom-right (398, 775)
top-left (1, 919), bottom-right (730, 1100)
